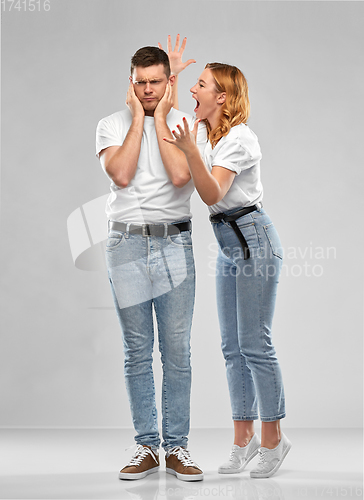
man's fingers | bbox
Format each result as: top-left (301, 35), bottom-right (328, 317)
top-left (128, 83), bottom-right (136, 98)
top-left (158, 42), bottom-right (163, 51)
top-left (165, 82), bottom-right (171, 98)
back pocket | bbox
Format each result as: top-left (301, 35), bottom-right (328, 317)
top-left (263, 223), bottom-right (283, 259)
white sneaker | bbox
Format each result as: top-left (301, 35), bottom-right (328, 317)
top-left (250, 433), bottom-right (292, 478)
top-left (218, 434), bottom-right (260, 474)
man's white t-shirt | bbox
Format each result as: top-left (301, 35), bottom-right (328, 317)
top-left (203, 123), bottom-right (264, 214)
top-left (96, 108), bottom-right (206, 224)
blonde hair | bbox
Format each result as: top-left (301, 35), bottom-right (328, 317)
top-left (205, 63), bottom-right (250, 148)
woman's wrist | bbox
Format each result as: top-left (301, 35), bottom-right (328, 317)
top-left (185, 144), bottom-right (201, 162)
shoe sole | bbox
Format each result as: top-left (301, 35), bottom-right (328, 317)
top-left (250, 441), bottom-right (292, 479)
top-left (119, 466), bottom-right (159, 480)
top-left (166, 467), bottom-right (204, 482)
top-left (218, 447), bottom-right (260, 474)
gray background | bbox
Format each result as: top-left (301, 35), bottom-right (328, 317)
top-left (1, 0), bottom-right (363, 430)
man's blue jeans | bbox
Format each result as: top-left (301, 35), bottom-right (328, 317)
top-left (211, 208), bottom-right (286, 422)
top-left (106, 223), bottom-right (195, 450)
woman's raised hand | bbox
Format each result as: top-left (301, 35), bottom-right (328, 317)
top-left (158, 34), bottom-right (196, 76)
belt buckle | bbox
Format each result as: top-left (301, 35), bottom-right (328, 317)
top-left (142, 224), bottom-right (151, 237)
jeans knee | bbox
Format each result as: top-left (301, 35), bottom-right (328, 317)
top-left (221, 347), bottom-right (241, 364)
top-left (124, 348), bottom-right (153, 374)
top-left (162, 349), bottom-right (191, 372)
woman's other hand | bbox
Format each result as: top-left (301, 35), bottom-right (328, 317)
top-left (158, 34), bottom-right (196, 76)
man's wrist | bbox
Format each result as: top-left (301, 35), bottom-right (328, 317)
top-left (131, 113), bottom-right (145, 124)
top-left (153, 113), bottom-right (168, 124)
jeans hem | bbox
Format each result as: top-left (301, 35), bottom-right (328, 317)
top-left (163, 443), bottom-right (188, 453)
top-left (232, 416), bottom-right (259, 421)
top-left (260, 413), bottom-right (286, 422)
top-left (135, 441), bottom-right (160, 451)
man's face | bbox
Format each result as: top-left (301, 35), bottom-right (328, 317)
top-left (131, 64), bottom-right (169, 116)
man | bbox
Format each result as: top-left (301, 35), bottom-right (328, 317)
top-left (96, 40), bottom-right (205, 482)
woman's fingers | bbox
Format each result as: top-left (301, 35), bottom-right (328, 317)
top-left (174, 34), bottom-right (180, 51)
top-left (183, 58), bottom-right (196, 69)
top-left (168, 34), bottom-right (172, 53)
top-left (177, 123), bottom-right (189, 139)
top-left (182, 117), bottom-right (190, 133)
top-left (179, 35), bottom-right (186, 53)
top-left (192, 119), bottom-right (200, 137)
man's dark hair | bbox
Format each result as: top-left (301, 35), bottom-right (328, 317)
top-left (131, 46), bottom-right (171, 78)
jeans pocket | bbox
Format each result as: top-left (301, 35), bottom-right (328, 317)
top-left (263, 223), bottom-right (283, 259)
top-left (106, 231), bottom-right (126, 250)
top-left (167, 231), bottom-right (193, 247)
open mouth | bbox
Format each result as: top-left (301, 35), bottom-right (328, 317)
top-left (193, 99), bottom-right (200, 113)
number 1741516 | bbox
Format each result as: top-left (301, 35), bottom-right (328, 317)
top-left (1, 0), bottom-right (50, 11)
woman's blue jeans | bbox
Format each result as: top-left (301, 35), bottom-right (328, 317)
top-left (105, 224), bottom-right (195, 450)
top-left (211, 207), bottom-right (286, 422)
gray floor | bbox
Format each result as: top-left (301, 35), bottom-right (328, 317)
top-left (0, 428), bottom-right (362, 499)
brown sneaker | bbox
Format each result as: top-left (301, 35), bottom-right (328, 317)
top-left (165, 446), bottom-right (204, 481)
top-left (119, 445), bottom-right (159, 480)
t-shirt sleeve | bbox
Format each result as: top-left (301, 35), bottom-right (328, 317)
top-left (95, 116), bottom-right (123, 158)
top-left (212, 138), bottom-right (262, 174)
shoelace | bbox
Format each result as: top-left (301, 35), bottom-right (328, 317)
top-left (168, 447), bottom-right (198, 468)
top-left (127, 444), bottom-right (158, 466)
top-left (257, 449), bottom-right (267, 465)
top-left (229, 447), bottom-right (242, 464)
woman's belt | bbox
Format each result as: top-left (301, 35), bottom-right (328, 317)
top-left (209, 205), bottom-right (260, 260)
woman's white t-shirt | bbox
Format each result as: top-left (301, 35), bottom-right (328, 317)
top-left (203, 123), bottom-right (263, 214)
top-left (96, 108), bottom-right (206, 224)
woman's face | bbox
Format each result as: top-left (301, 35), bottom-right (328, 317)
top-left (190, 68), bottom-right (225, 126)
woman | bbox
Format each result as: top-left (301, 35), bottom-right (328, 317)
top-left (163, 61), bottom-right (291, 478)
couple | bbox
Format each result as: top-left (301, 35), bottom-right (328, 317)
top-left (95, 35), bottom-right (291, 482)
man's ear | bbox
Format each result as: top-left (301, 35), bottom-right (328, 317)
top-left (217, 92), bottom-right (226, 104)
top-left (169, 75), bottom-right (176, 86)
